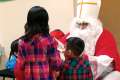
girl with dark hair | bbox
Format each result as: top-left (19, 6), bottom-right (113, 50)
top-left (24, 6), bottom-right (49, 41)
top-left (14, 6), bottom-right (62, 80)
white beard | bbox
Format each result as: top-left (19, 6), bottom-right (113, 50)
top-left (68, 17), bottom-right (103, 56)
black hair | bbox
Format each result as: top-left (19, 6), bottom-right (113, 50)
top-left (24, 23), bottom-right (28, 33)
top-left (66, 37), bottom-right (85, 56)
top-left (24, 6), bottom-right (49, 41)
top-left (9, 39), bottom-right (19, 59)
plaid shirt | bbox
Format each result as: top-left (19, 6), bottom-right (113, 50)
top-left (60, 54), bottom-right (93, 80)
top-left (14, 34), bottom-right (62, 80)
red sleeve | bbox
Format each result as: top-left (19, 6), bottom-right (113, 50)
top-left (95, 28), bottom-right (120, 71)
top-left (60, 32), bottom-right (70, 44)
top-left (14, 44), bottom-right (24, 80)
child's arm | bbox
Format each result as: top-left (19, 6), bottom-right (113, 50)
top-left (14, 44), bottom-right (25, 80)
top-left (83, 54), bottom-right (94, 80)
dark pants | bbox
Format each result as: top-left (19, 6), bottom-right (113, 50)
top-left (0, 69), bottom-right (15, 80)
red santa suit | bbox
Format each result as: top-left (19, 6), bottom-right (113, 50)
top-left (95, 28), bottom-right (120, 71)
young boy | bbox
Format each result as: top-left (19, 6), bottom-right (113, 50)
top-left (60, 37), bottom-right (93, 80)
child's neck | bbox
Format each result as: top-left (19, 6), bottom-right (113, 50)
top-left (72, 55), bottom-right (80, 59)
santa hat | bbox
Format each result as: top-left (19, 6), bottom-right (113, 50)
top-left (76, 0), bottom-right (101, 19)
top-left (50, 29), bottom-right (65, 40)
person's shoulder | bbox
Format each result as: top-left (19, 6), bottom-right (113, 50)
top-left (18, 37), bottom-right (28, 47)
top-left (102, 28), bottom-right (113, 35)
top-left (81, 53), bottom-right (91, 65)
top-left (82, 53), bottom-right (89, 60)
top-left (100, 28), bottom-right (115, 40)
top-left (40, 35), bottom-right (57, 45)
top-left (42, 35), bottom-right (54, 42)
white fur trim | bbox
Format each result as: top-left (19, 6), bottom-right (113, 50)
top-left (103, 71), bottom-right (120, 80)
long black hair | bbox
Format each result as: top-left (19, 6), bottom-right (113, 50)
top-left (9, 39), bottom-right (19, 59)
top-left (24, 6), bottom-right (49, 40)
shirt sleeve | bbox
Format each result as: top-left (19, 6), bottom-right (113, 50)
top-left (83, 54), bottom-right (94, 80)
top-left (14, 42), bottom-right (25, 80)
top-left (95, 29), bottom-right (120, 71)
top-left (47, 38), bottom-right (62, 71)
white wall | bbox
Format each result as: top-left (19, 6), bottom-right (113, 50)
top-left (0, 0), bottom-right (74, 57)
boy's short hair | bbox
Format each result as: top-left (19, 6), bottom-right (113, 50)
top-left (67, 37), bottom-right (85, 56)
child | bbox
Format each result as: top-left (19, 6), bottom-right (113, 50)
top-left (5, 22), bottom-right (28, 70)
top-left (5, 39), bottom-right (19, 70)
top-left (14, 6), bottom-right (62, 80)
top-left (60, 37), bottom-right (93, 80)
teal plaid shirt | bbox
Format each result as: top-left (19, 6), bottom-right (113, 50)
top-left (60, 54), bottom-right (93, 80)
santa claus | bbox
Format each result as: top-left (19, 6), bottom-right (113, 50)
top-left (58, 0), bottom-right (120, 79)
